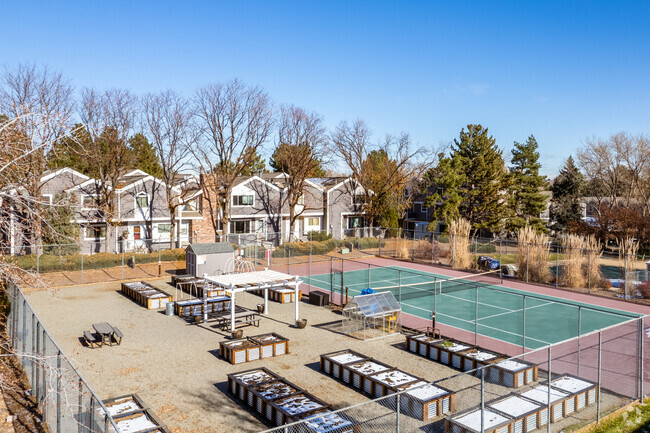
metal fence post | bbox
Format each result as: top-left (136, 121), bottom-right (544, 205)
top-left (526, 243), bottom-right (529, 283)
top-left (624, 252), bottom-right (629, 299)
top-left (588, 250), bottom-right (592, 293)
top-left (555, 244), bottom-right (559, 287)
top-left (121, 240), bottom-right (124, 280)
top-left (475, 285), bottom-right (479, 346)
top-left (398, 270), bottom-right (402, 305)
top-left (452, 233), bottom-right (456, 269)
top-left (288, 248), bottom-right (291, 274)
top-left (367, 264), bottom-right (371, 289)
top-left (308, 231), bottom-right (312, 285)
top-left (78, 379), bottom-right (84, 432)
top-left (431, 234), bottom-right (435, 264)
top-left (641, 318), bottom-right (645, 399)
top-left (546, 346), bottom-right (553, 433)
top-left (81, 252), bottom-right (84, 284)
top-left (36, 250), bottom-right (40, 276)
top-left (597, 331), bottom-right (602, 422)
top-left (481, 368), bottom-right (485, 433)
top-left (522, 295), bottom-right (526, 356)
top-left (577, 306), bottom-right (581, 376)
top-left (57, 351), bottom-right (62, 432)
top-left (396, 392), bottom-right (401, 433)
top-left (378, 233), bottom-right (382, 257)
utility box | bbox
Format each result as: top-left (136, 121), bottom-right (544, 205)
top-left (185, 243), bottom-right (235, 277)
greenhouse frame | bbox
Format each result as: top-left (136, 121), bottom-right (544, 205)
top-left (341, 292), bottom-right (402, 340)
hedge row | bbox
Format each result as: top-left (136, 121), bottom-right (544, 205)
top-left (15, 249), bottom-right (186, 273)
top-left (271, 237), bottom-right (385, 258)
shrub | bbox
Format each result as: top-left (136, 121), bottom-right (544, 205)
top-left (638, 282), bottom-right (650, 299)
top-left (307, 231), bottom-right (332, 242)
top-left (449, 218), bottom-right (471, 269)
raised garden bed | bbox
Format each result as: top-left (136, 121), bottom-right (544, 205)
top-left (249, 379), bottom-right (301, 418)
top-left (298, 410), bottom-right (360, 433)
top-left (346, 359), bottom-right (394, 394)
top-left (174, 296), bottom-right (231, 317)
top-left (369, 369), bottom-right (420, 398)
top-left (268, 393), bottom-right (330, 425)
top-left (487, 394), bottom-right (546, 432)
top-left (227, 367), bottom-right (282, 402)
top-left (99, 393), bottom-right (171, 433)
top-left (252, 288), bottom-right (297, 303)
top-left (220, 333), bottom-right (289, 364)
top-left (320, 350), bottom-right (369, 382)
top-left (405, 334), bottom-right (443, 358)
top-left (550, 375), bottom-right (598, 413)
top-left (446, 407), bottom-right (513, 433)
top-left (120, 282), bottom-right (172, 310)
top-left (99, 393), bottom-right (148, 418)
top-left (461, 348), bottom-right (505, 374)
top-left (396, 381), bottom-right (455, 421)
top-left (520, 385), bottom-right (571, 423)
top-left (487, 359), bottom-right (538, 388)
top-left (433, 339), bottom-right (472, 368)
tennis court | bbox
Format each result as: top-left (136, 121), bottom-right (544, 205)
top-left (305, 265), bottom-right (641, 349)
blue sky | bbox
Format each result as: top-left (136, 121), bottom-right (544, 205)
top-left (3, 1), bottom-right (649, 177)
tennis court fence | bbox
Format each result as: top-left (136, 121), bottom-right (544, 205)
top-left (259, 315), bottom-right (648, 433)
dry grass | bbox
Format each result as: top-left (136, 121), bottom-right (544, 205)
top-left (516, 226), bottom-right (552, 283)
top-left (584, 235), bottom-right (607, 290)
top-left (561, 234), bottom-right (587, 288)
top-left (449, 218), bottom-right (471, 269)
top-left (620, 237), bottom-right (640, 292)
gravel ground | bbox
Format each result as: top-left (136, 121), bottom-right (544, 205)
top-left (24, 278), bottom-right (627, 433)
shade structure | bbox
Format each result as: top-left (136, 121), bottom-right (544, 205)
top-left (341, 292), bottom-right (402, 340)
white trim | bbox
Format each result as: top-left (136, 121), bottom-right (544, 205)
top-left (236, 175), bottom-right (282, 192)
top-left (41, 194), bottom-right (53, 206)
top-left (84, 225), bottom-right (106, 241)
top-left (117, 175), bottom-right (182, 194)
top-left (123, 169), bottom-right (150, 177)
top-left (81, 193), bottom-right (101, 210)
top-left (40, 167), bottom-right (90, 183)
top-left (66, 178), bottom-right (103, 192)
top-left (134, 192), bottom-right (150, 210)
top-left (304, 178), bottom-right (326, 191)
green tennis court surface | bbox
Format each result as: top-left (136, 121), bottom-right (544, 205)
top-left (305, 265), bottom-right (640, 349)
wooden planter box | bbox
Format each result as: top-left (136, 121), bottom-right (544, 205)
top-left (268, 393), bottom-right (331, 426)
top-left (520, 385), bottom-right (572, 423)
top-left (320, 350), bottom-right (369, 382)
top-left (100, 393), bottom-right (148, 419)
top-left (174, 297), bottom-right (231, 317)
top-left (271, 288), bottom-right (295, 303)
top-left (445, 408), bottom-right (514, 433)
top-left (487, 359), bottom-right (538, 388)
top-left (227, 368), bottom-right (281, 402)
top-left (142, 292), bottom-right (172, 310)
top-left (250, 333), bottom-right (289, 358)
top-left (461, 349), bottom-right (505, 374)
top-left (297, 410), bottom-right (360, 433)
top-left (396, 381), bottom-right (455, 420)
top-left (345, 359), bottom-right (394, 394)
top-left (368, 369), bottom-right (420, 399)
top-left (488, 394), bottom-right (546, 432)
top-left (171, 274), bottom-right (192, 287)
top-left (247, 379), bottom-right (302, 420)
top-left (550, 375), bottom-right (598, 413)
top-left (220, 338), bottom-right (261, 364)
top-left (405, 334), bottom-right (443, 358)
top-left (111, 408), bottom-right (172, 433)
top-left (121, 282), bottom-right (172, 310)
top-left (434, 340), bottom-right (472, 368)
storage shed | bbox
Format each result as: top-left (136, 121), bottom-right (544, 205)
top-left (186, 243), bottom-right (235, 277)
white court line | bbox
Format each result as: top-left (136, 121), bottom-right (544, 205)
top-left (477, 301), bottom-right (556, 322)
top-left (439, 291), bottom-right (514, 312)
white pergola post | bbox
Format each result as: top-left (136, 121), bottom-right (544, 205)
top-left (230, 284), bottom-right (236, 333)
top-left (294, 278), bottom-right (301, 326)
top-left (264, 287), bottom-right (269, 315)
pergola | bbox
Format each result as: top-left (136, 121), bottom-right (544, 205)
top-left (204, 270), bottom-right (302, 330)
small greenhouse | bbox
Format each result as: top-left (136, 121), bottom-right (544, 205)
top-left (342, 291), bottom-right (402, 340)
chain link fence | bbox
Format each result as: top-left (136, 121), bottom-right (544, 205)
top-left (4, 279), bottom-right (120, 432)
top-left (258, 316), bottom-right (646, 433)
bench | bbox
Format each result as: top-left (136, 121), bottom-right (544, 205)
top-left (84, 331), bottom-right (100, 348)
top-left (112, 326), bottom-right (123, 345)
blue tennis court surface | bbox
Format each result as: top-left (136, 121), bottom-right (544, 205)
top-left (305, 265), bottom-right (640, 349)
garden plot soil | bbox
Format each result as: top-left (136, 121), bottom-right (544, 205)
top-left (24, 278), bottom-right (628, 433)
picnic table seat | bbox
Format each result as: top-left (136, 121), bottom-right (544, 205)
top-left (84, 331), bottom-right (100, 348)
top-left (112, 326), bottom-right (123, 345)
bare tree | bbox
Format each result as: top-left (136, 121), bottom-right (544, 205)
top-left (330, 119), bottom-right (432, 227)
top-left (0, 64), bottom-right (74, 253)
top-left (271, 105), bottom-right (327, 241)
top-left (79, 88), bottom-right (137, 249)
top-left (142, 90), bottom-right (195, 248)
top-left (192, 80), bottom-right (273, 240)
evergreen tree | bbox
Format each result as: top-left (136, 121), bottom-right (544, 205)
top-left (550, 156), bottom-right (585, 232)
top-left (425, 124), bottom-right (506, 233)
top-left (507, 135), bottom-right (548, 232)
top-left (269, 145), bottom-right (325, 177)
top-left (42, 192), bottom-right (80, 254)
top-left (47, 124), bottom-right (96, 176)
top-left (129, 133), bottom-right (163, 178)
top-left (240, 148), bottom-right (267, 175)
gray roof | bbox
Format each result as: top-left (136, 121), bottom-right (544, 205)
top-left (186, 242), bottom-right (234, 255)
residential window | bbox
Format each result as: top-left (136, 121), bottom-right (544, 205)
top-left (82, 194), bottom-right (100, 208)
top-left (230, 220), bottom-right (251, 234)
top-left (41, 195), bottom-right (53, 206)
top-left (308, 217), bottom-right (319, 226)
top-left (353, 194), bottom-right (365, 205)
top-left (348, 217), bottom-right (364, 229)
top-left (133, 226), bottom-right (141, 240)
top-left (136, 194), bottom-right (149, 209)
top-left (157, 223), bottom-right (171, 234)
top-left (233, 195), bottom-right (254, 206)
top-left (297, 195), bottom-right (305, 205)
top-left (182, 199), bottom-right (197, 212)
top-left (85, 226), bottom-right (106, 240)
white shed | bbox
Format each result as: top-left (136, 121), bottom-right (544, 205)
top-left (186, 243), bottom-right (235, 277)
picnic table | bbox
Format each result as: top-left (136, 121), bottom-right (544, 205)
top-left (216, 311), bottom-right (261, 331)
top-left (92, 322), bottom-right (122, 346)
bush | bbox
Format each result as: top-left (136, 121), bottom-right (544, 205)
top-left (638, 282), bottom-right (650, 299)
top-left (15, 249), bottom-right (186, 273)
top-left (306, 231), bottom-right (332, 242)
top-left (473, 242), bottom-right (496, 253)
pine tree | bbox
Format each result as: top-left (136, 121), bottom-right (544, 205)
top-left (426, 125), bottom-right (506, 233)
top-left (550, 156), bottom-right (585, 232)
top-left (507, 135), bottom-right (548, 232)
top-left (47, 124), bottom-right (96, 176)
top-left (129, 133), bottom-right (163, 178)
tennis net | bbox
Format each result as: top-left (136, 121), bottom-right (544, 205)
top-left (372, 270), bottom-right (502, 301)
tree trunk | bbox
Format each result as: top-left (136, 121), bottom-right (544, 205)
top-left (221, 187), bottom-right (231, 242)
